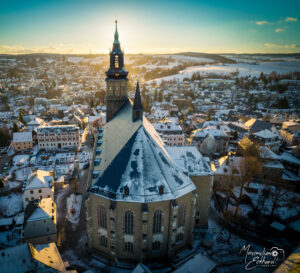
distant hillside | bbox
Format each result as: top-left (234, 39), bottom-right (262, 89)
top-left (174, 52), bottom-right (236, 64)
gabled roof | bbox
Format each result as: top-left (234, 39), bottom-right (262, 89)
top-left (13, 131), bottom-right (32, 143)
top-left (253, 129), bottom-right (277, 139)
top-left (26, 170), bottom-right (53, 190)
top-left (29, 243), bottom-right (66, 272)
top-left (245, 118), bottom-right (272, 133)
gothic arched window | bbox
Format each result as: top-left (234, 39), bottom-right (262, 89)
top-left (115, 55), bottom-right (119, 68)
top-left (100, 235), bottom-right (107, 247)
top-left (124, 211), bottom-right (134, 234)
top-left (178, 204), bottom-right (185, 227)
top-left (153, 210), bottom-right (162, 234)
top-left (99, 206), bottom-right (107, 229)
top-left (152, 241), bottom-right (160, 250)
top-left (124, 241), bottom-right (133, 252)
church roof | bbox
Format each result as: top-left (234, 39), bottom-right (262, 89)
top-left (89, 100), bottom-right (196, 203)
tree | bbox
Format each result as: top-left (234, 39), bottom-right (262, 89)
top-left (19, 111), bottom-right (25, 124)
top-left (0, 124), bottom-right (10, 147)
top-left (232, 131), bottom-right (238, 140)
top-left (268, 186), bottom-right (288, 218)
top-left (234, 144), bottom-right (261, 217)
top-left (12, 122), bottom-right (19, 132)
top-left (158, 91), bottom-right (163, 102)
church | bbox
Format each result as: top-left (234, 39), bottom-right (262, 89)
top-left (86, 21), bottom-right (213, 264)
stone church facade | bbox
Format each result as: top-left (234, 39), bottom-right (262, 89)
top-left (86, 21), bottom-right (213, 265)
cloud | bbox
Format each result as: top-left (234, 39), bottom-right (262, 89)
top-left (275, 28), bottom-right (285, 32)
top-left (256, 20), bottom-right (269, 25)
top-left (285, 17), bottom-right (298, 22)
top-left (0, 44), bottom-right (97, 54)
top-left (264, 43), bottom-right (299, 49)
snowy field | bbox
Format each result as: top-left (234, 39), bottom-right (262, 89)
top-left (147, 61), bottom-right (300, 84)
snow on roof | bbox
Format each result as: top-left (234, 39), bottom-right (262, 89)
top-left (132, 263), bottom-right (152, 273)
top-left (173, 253), bottom-right (216, 273)
top-left (29, 243), bottom-right (66, 272)
top-left (253, 129), bottom-right (277, 139)
top-left (37, 125), bottom-right (79, 134)
top-left (192, 128), bottom-right (227, 139)
top-left (259, 146), bottom-right (279, 160)
top-left (26, 170), bottom-right (53, 190)
top-left (270, 221), bottom-right (286, 231)
top-left (0, 217), bottom-right (13, 226)
top-left (215, 156), bottom-right (244, 176)
top-left (13, 131), bottom-right (32, 143)
top-left (280, 152), bottom-right (300, 165)
top-left (153, 121), bottom-right (183, 133)
top-left (27, 198), bottom-right (53, 222)
top-left (263, 160), bottom-right (284, 169)
top-left (166, 146), bottom-right (213, 176)
top-left (90, 100), bottom-right (196, 203)
top-left (0, 244), bottom-right (34, 273)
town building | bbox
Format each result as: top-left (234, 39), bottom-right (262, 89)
top-left (23, 170), bottom-right (54, 208)
top-left (12, 131), bottom-right (33, 151)
top-left (249, 129), bottom-right (281, 153)
top-left (153, 120), bottom-right (185, 146)
top-left (23, 198), bottom-right (57, 244)
top-left (189, 127), bottom-right (229, 157)
top-left (37, 125), bottom-right (80, 150)
top-left (280, 121), bottom-right (300, 145)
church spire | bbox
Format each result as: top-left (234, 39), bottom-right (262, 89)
top-left (114, 20), bottom-right (120, 45)
top-left (132, 81), bottom-right (143, 122)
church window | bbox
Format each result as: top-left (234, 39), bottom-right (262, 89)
top-left (115, 55), bottom-right (119, 68)
top-left (100, 235), bottom-right (107, 247)
top-left (178, 204), bottom-right (185, 227)
top-left (153, 210), bottom-right (162, 234)
top-left (152, 241), bottom-right (161, 250)
top-left (176, 232), bottom-right (184, 242)
top-left (99, 206), bottom-right (107, 229)
top-left (124, 211), bottom-right (134, 234)
top-left (124, 242), bottom-right (133, 253)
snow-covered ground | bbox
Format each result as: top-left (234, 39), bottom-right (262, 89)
top-left (67, 194), bottom-right (82, 229)
top-left (231, 183), bottom-right (300, 221)
top-left (0, 193), bottom-right (23, 217)
top-left (147, 61), bottom-right (300, 84)
top-left (13, 154), bottom-right (29, 166)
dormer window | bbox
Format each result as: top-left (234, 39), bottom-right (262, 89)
top-left (159, 185), bottom-right (164, 195)
top-left (124, 186), bottom-right (129, 196)
top-left (115, 55), bottom-right (119, 68)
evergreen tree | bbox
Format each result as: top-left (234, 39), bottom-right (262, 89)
top-left (12, 122), bottom-right (19, 132)
top-left (158, 91), bottom-right (163, 102)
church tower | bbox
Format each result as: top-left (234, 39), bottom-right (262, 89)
top-left (105, 20), bottom-right (129, 123)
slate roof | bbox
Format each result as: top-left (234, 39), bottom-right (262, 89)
top-left (245, 118), bottom-right (273, 133)
top-left (89, 100), bottom-right (196, 203)
top-left (166, 146), bottom-right (213, 176)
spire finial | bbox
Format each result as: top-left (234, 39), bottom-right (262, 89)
top-left (114, 20), bottom-right (119, 45)
top-left (132, 80), bottom-right (143, 122)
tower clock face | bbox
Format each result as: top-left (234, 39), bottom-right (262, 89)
top-left (115, 73), bottom-right (119, 77)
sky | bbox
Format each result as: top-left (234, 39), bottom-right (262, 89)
top-left (0, 0), bottom-right (300, 54)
